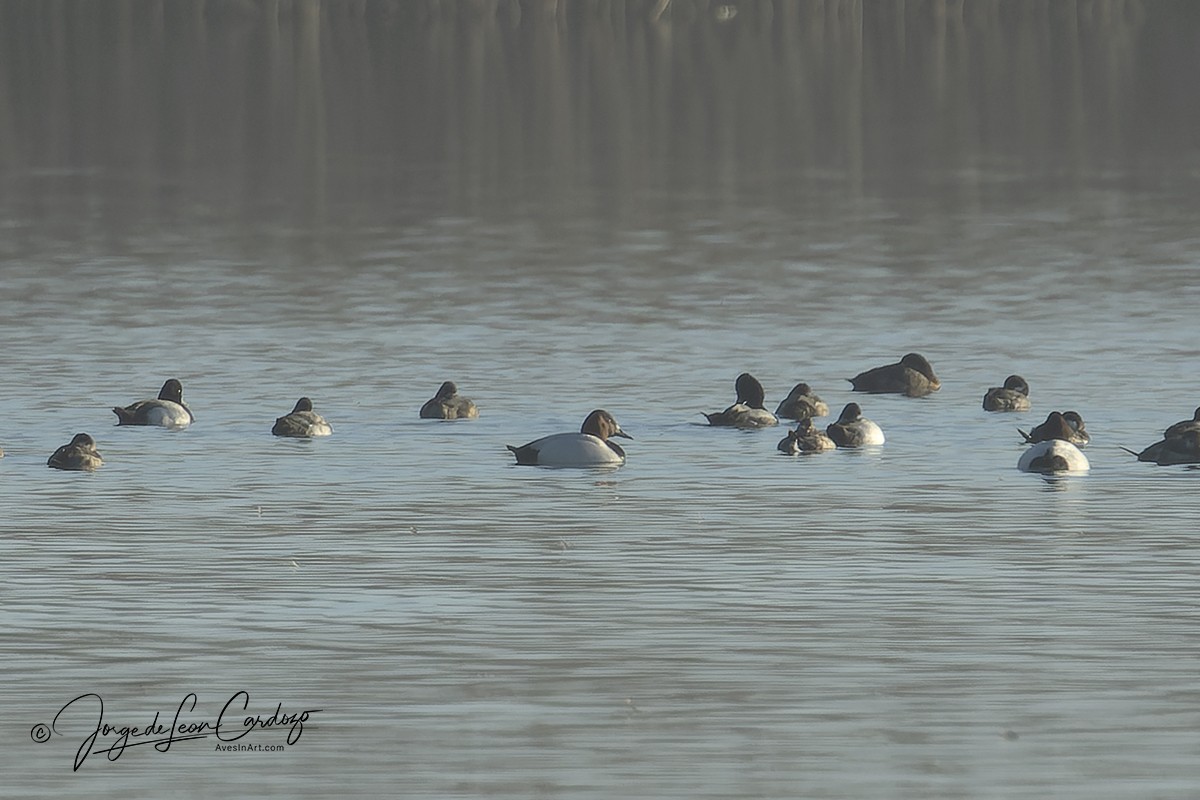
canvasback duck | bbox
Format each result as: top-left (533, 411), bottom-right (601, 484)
top-left (47, 433), bottom-right (103, 471)
top-left (775, 383), bottom-right (830, 420)
top-left (777, 418), bottom-right (836, 454)
top-left (272, 397), bottom-right (333, 438)
top-left (704, 373), bottom-right (779, 428)
top-left (420, 381), bottom-right (478, 420)
top-left (112, 379), bottom-right (194, 428)
top-left (1018, 439), bottom-right (1089, 473)
top-left (849, 353), bottom-right (940, 397)
top-left (507, 409), bottom-right (631, 467)
top-left (825, 402), bottom-right (885, 447)
top-left (983, 375), bottom-right (1031, 412)
top-left (1019, 411), bottom-right (1089, 446)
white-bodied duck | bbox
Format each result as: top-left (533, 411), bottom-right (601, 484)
top-left (507, 410), bottom-right (631, 467)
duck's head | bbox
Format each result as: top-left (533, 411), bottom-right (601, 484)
top-left (900, 353), bottom-right (938, 381)
top-left (837, 403), bottom-right (863, 423)
top-left (1003, 375), bottom-right (1030, 395)
top-left (70, 433), bottom-right (96, 448)
top-left (158, 379), bottom-right (184, 403)
top-left (1062, 411), bottom-right (1086, 432)
top-left (435, 381), bottom-right (458, 400)
top-left (581, 409), bottom-right (632, 441)
top-left (734, 373), bottom-right (767, 409)
top-left (785, 382), bottom-right (813, 400)
top-left (292, 397), bottom-right (314, 413)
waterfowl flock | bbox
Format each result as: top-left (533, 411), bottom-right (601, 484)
top-left (7, 356), bottom-right (1198, 473)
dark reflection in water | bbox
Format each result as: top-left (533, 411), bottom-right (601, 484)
top-left (2, 0), bottom-right (1198, 250)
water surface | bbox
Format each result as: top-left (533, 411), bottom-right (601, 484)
top-left (1, 1), bottom-right (1199, 797)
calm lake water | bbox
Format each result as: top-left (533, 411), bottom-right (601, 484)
top-left (2, 1), bottom-right (1199, 797)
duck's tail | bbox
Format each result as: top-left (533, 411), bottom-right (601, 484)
top-left (1118, 446), bottom-right (1140, 458)
top-left (112, 406), bottom-right (134, 425)
top-left (1017, 428), bottom-right (1034, 443)
top-left (506, 444), bottom-right (538, 466)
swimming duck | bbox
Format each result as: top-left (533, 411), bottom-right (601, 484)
top-left (1018, 439), bottom-right (1090, 474)
top-left (849, 353), bottom-right (940, 397)
top-left (1151, 430), bottom-right (1200, 465)
top-left (272, 397), bottom-right (333, 437)
top-left (825, 402), bottom-right (885, 447)
top-left (704, 373), bottom-right (779, 428)
top-left (47, 433), bottom-right (103, 471)
top-left (983, 375), bottom-right (1031, 412)
top-left (419, 381), bottom-right (479, 420)
top-left (1121, 409), bottom-right (1200, 463)
top-left (507, 409), bottom-right (631, 467)
top-left (1163, 408), bottom-right (1200, 440)
top-left (112, 379), bottom-right (194, 428)
top-left (777, 418), bottom-right (836, 454)
top-left (1019, 411), bottom-right (1089, 446)
top-left (775, 383), bottom-right (830, 420)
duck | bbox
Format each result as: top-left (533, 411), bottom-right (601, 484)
top-left (774, 383), bottom-right (830, 420)
top-left (777, 418), bottom-right (836, 454)
top-left (1019, 411), bottom-right (1089, 446)
top-left (271, 397), bottom-right (333, 438)
top-left (1018, 439), bottom-right (1090, 473)
top-left (703, 373), bottom-right (779, 428)
top-left (112, 378), bottom-right (194, 428)
top-left (419, 381), bottom-right (479, 420)
top-left (1121, 409), bottom-right (1200, 463)
top-left (507, 409), bottom-right (631, 467)
top-left (47, 433), bottom-right (103, 471)
top-left (1163, 407), bottom-right (1200, 440)
top-left (849, 353), bottom-right (940, 397)
top-left (825, 402), bottom-right (885, 447)
top-left (983, 375), bottom-right (1031, 412)
top-left (1151, 430), bottom-right (1200, 465)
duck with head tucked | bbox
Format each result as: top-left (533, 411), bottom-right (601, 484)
top-left (47, 433), bottom-right (103, 471)
top-left (507, 409), bottom-right (631, 467)
top-left (272, 397), bottom-right (333, 438)
top-left (777, 418), bottom-right (836, 454)
top-left (1163, 407), bottom-right (1200, 440)
top-left (983, 375), bottom-right (1031, 412)
top-left (1150, 430), bottom-right (1200, 465)
top-left (775, 383), bottom-right (830, 421)
top-left (113, 378), bottom-right (194, 429)
top-left (1018, 439), bottom-right (1090, 474)
top-left (825, 402), bottom-right (885, 447)
top-left (1121, 407), bottom-right (1200, 463)
top-left (420, 381), bottom-right (478, 420)
top-left (849, 353), bottom-right (940, 397)
top-left (1019, 410), bottom-right (1089, 446)
top-left (703, 373), bottom-right (779, 428)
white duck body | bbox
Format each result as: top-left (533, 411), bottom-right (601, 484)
top-left (1018, 439), bottom-right (1090, 473)
top-left (507, 410), bottom-right (631, 467)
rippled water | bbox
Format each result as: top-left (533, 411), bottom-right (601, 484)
top-left (4, 1), bottom-right (1200, 797)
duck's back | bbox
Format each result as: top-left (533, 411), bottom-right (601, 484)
top-left (114, 399), bottom-right (193, 428)
top-left (273, 411), bottom-right (333, 438)
top-left (983, 388), bottom-right (1031, 412)
top-left (827, 419), bottom-right (885, 447)
top-left (1018, 440), bottom-right (1089, 473)
top-left (509, 433), bottom-right (624, 466)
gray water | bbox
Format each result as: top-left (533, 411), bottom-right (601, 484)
top-left (2, 1), bottom-right (1200, 797)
